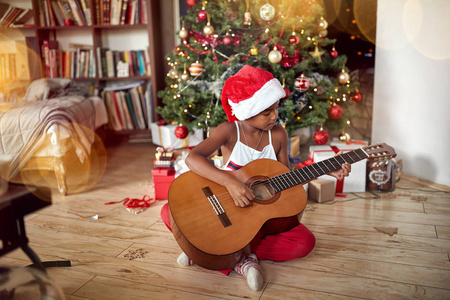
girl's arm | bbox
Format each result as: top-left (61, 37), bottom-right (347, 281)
top-left (185, 123), bottom-right (255, 207)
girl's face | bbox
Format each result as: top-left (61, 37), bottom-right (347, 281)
top-left (245, 101), bottom-right (279, 130)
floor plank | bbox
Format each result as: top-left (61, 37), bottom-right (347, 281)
top-left (1, 142), bottom-right (449, 299)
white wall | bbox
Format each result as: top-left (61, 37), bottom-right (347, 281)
top-left (373, 0), bottom-right (450, 186)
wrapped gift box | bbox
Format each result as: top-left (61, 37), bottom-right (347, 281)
top-left (150, 123), bottom-right (203, 149)
top-left (309, 179), bottom-right (335, 202)
top-left (151, 167), bottom-right (175, 200)
top-left (309, 143), bottom-right (367, 193)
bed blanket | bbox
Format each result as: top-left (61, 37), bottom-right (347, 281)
top-left (0, 95), bottom-right (95, 180)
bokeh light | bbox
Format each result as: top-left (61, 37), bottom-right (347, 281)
top-left (403, 0), bottom-right (450, 60)
top-left (17, 125), bottom-right (107, 196)
top-left (353, 0), bottom-right (377, 43)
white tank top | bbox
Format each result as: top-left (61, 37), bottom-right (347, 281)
top-left (223, 121), bottom-right (277, 171)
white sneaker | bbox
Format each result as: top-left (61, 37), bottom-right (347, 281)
top-left (177, 252), bottom-right (195, 266)
top-left (234, 253), bottom-right (264, 291)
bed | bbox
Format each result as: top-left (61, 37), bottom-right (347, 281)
top-left (0, 78), bottom-right (108, 195)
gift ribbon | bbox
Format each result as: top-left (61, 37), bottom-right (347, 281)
top-left (105, 195), bottom-right (157, 209)
top-left (330, 146), bottom-right (345, 193)
top-left (181, 135), bottom-right (189, 148)
top-left (310, 147), bottom-right (349, 194)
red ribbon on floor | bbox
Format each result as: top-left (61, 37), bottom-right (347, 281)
top-left (105, 195), bottom-right (156, 209)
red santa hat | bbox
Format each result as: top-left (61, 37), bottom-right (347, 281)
top-left (221, 65), bottom-right (285, 122)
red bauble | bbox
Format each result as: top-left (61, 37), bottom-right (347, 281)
top-left (328, 104), bottom-right (343, 119)
top-left (175, 125), bottom-right (189, 139)
top-left (223, 35), bottom-right (233, 46)
top-left (352, 92), bottom-right (362, 102)
top-left (282, 87), bottom-right (291, 99)
top-left (330, 50), bottom-right (338, 58)
top-left (294, 76), bottom-right (310, 92)
top-left (198, 10), bottom-right (207, 22)
top-left (314, 129), bottom-right (329, 145)
top-left (186, 0), bottom-right (197, 8)
top-left (289, 35), bottom-right (299, 45)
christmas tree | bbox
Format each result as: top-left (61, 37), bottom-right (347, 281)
top-left (157, 0), bottom-right (363, 144)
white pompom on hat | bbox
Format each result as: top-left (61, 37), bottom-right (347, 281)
top-left (221, 65), bottom-right (285, 122)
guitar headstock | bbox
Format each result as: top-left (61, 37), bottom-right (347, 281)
top-left (363, 143), bottom-right (397, 167)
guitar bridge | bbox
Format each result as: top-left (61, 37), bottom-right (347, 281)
top-left (202, 187), bottom-right (232, 228)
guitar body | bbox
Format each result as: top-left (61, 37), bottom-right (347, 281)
top-left (168, 159), bottom-right (307, 270)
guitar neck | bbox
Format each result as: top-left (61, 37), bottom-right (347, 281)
top-left (268, 148), bottom-right (369, 193)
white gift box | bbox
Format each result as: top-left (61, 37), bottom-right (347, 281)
top-left (150, 123), bottom-right (204, 149)
top-left (309, 143), bottom-right (367, 193)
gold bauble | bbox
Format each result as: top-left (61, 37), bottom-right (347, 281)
top-left (339, 131), bottom-right (351, 143)
top-left (203, 23), bottom-right (214, 36)
top-left (318, 17), bottom-right (328, 29)
top-left (338, 70), bottom-right (350, 84)
top-left (318, 29), bottom-right (328, 38)
top-left (268, 47), bottom-right (282, 64)
top-left (167, 68), bottom-right (178, 79)
top-left (250, 46), bottom-right (258, 55)
top-left (179, 27), bottom-right (188, 39)
top-left (180, 72), bottom-right (189, 81)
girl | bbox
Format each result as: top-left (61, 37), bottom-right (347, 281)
top-left (160, 65), bottom-right (351, 291)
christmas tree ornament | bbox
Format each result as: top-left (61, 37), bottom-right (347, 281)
top-left (175, 125), bottom-right (189, 139)
top-left (294, 75), bottom-right (310, 92)
top-left (244, 10), bottom-right (251, 26)
top-left (338, 70), bottom-right (350, 84)
top-left (315, 86), bottom-right (325, 95)
top-left (352, 92), bottom-right (362, 102)
top-left (186, 0), bottom-right (197, 8)
top-left (223, 34), bottom-right (233, 46)
top-left (314, 128), bottom-right (329, 145)
top-left (203, 22), bottom-right (214, 35)
top-left (189, 61), bottom-right (204, 77)
top-left (225, 10), bottom-right (236, 21)
top-left (181, 64), bottom-right (189, 81)
top-left (289, 29), bottom-right (300, 44)
top-left (318, 17), bottom-right (328, 29)
top-left (258, 45), bottom-right (270, 56)
top-left (318, 29), bottom-right (328, 38)
top-left (309, 44), bottom-right (325, 63)
top-left (330, 46), bottom-right (338, 58)
top-left (268, 46), bottom-right (282, 63)
top-left (328, 104), bottom-right (343, 119)
top-left (179, 26), bottom-right (188, 39)
top-left (250, 46), bottom-right (258, 55)
top-left (167, 67), bottom-right (178, 79)
top-left (203, 13), bottom-right (214, 36)
top-left (198, 10), bottom-right (207, 22)
top-left (281, 78), bottom-right (290, 99)
top-left (260, 3), bottom-right (275, 21)
top-left (339, 131), bottom-right (351, 143)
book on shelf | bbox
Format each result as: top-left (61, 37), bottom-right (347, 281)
top-left (101, 82), bottom-right (153, 131)
top-left (0, 4), bottom-right (32, 28)
top-left (50, 1), bottom-right (65, 26)
top-left (96, 0), bottom-right (147, 25)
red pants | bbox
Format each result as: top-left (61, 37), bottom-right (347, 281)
top-left (160, 203), bottom-right (315, 275)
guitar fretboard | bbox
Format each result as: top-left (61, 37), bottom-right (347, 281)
top-left (267, 148), bottom-right (368, 193)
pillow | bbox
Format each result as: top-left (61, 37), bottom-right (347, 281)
top-left (21, 78), bottom-right (72, 102)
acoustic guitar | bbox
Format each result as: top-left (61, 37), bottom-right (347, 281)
top-left (168, 143), bottom-right (396, 270)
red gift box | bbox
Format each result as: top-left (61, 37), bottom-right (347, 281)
top-left (151, 167), bottom-right (175, 200)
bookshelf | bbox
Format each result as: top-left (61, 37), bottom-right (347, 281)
top-left (0, 0), bottom-right (164, 132)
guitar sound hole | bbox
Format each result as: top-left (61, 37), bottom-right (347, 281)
top-left (246, 176), bottom-right (280, 205)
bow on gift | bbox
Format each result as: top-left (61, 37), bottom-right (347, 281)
top-left (156, 146), bottom-right (174, 153)
top-left (298, 154), bottom-right (314, 168)
top-left (155, 146), bottom-right (175, 168)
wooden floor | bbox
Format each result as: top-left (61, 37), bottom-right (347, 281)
top-left (1, 142), bottom-right (450, 299)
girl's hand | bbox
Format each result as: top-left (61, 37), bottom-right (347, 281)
top-left (328, 151), bottom-right (351, 180)
top-left (226, 177), bottom-right (255, 208)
